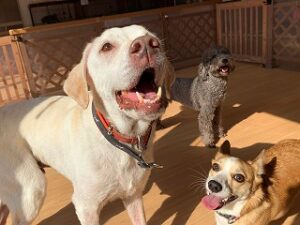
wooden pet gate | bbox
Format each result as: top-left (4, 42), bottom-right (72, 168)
top-left (4, 2), bottom-right (216, 101)
top-left (0, 0), bottom-right (299, 105)
top-left (272, 0), bottom-right (300, 64)
top-left (216, 0), bottom-right (273, 67)
top-left (0, 35), bottom-right (29, 105)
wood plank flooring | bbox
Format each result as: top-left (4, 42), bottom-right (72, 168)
top-left (11, 62), bottom-right (300, 225)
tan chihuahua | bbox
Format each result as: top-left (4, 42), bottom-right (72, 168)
top-left (202, 139), bottom-right (300, 225)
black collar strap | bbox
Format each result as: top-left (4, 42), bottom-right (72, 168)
top-left (216, 211), bottom-right (239, 224)
top-left (92, 103), bottom-right (163, 169)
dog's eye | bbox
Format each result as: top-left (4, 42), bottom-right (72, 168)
top-left (233, 174), bottom-right (245, 183)
top-left (101, 43), bottom-right (113, 52)
top-left (212, 163), bottom-right (220, 172)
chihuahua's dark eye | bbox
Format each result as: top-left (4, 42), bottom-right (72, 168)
top-left (233, 174), bottom-right (245, 183)
top-left (101, 43), bottom-right (113, 52)
top-left (212, 163), bottom-right (220, 172)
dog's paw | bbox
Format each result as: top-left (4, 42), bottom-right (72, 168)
top-left (218, 127), bottom-right (227, 138)
top-left (207, 143), bottom-right (216, 148)
top-left (201, 135), bottom-right (216, 148)
top-left (219, 132), bottom-right (227, 138)
top-left (205, 143), bottom-right (216, 148)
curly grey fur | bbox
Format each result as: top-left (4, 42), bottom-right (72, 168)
top-left (171, 46), bottom-right (234, 147)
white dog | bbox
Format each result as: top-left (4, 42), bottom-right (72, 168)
top-left (0, 25), bottom-right (174, 225)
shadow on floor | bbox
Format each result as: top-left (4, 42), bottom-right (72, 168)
top-left (37, 117), bottom-right (273, 225)
top-left (37, 200), bottom-right (126, 225)
top-left (38, 63), bottom-right (300, 225)
top-left (146, 114), bottom-right (272, 225)
top-left (167, 63), bottom-right (300, 135)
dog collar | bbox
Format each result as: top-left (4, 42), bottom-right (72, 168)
top-left (92, 103), bottom-right (163, 169)
top-left (216, 211), bottom-right (239, 224)
top-left (95, 106), bottom-right (151, 149)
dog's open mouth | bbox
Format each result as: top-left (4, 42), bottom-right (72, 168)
top-left (218, 65), bottom-right (230, 76)
top-left (116, 68), bottom-right (162, 113)
top-left (201, 193), bottom-right (237, 210)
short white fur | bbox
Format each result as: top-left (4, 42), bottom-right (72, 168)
top-left (0, 25), bottom-right (172, 225)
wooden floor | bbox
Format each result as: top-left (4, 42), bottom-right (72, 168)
top-left (20, 62), bottom-right (300, 225)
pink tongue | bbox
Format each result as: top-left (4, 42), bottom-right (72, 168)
top-left (201, 195), bottom-right (224, 210)
top-left (121, 91), bottom-right (157, 102)
top-left (144, 92), bottom-right (157, 100)
top-left (122, 92), bottom-right (139, 101)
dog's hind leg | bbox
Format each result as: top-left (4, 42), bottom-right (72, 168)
top-left (123, 194), bottom-right (146, 225)
top-left (198, 106), bottom-right (216, 148)
top-left (0, 201), bottom-right (9, 225)
top-left (0, 151), bottom-right (46, 225)
top-left (11, 169), bottom-right (46, 225)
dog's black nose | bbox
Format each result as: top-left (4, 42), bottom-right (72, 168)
top-left (208, 180), bottom-right (222, 193)
top-left (222, 58), bottom-right (228, 64)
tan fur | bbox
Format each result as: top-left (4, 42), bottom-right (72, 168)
top-left (210, 139), bottom-right (300, 225)
top-left (240, 139), bottom-right (300, 224)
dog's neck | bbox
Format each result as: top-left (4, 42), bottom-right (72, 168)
top-left (202, 71), bottom-right (228, 82)
top-left (215, 199), bottom-right (247, 224)
top-left (92, 92), bottom-right (153, 137)
top-left (240, 187), bottom-right (265, 216)
top-left (215, 187), bottom-right (265, 224)
top-left (198, 71), bottom-right (228, 96)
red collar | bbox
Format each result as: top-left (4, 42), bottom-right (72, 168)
top-left (94, 108), bottom-right (153, 149)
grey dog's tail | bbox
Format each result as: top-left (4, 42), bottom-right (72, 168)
top-left (171, 77), bottom-right (194, 108)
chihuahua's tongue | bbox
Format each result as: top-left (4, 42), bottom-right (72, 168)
top-left (201, 195), bottom-right (223, 210)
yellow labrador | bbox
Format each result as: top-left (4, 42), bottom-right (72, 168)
top-left (0, 25), bottom-right (174, 225)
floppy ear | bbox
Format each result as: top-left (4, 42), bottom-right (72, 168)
top-left (198, 63), bottom-right (209, 81)
top-left (63, 43), bottom-right (92, 109)
top-left (198, 63), bottom-right (204, 74)
top-left (163, 59), bottom-right (175, 100)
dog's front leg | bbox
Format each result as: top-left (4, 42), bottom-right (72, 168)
top-left (72, 187), bottom-right (104, 225)
top-left (123, 194), bottom-right (147, 225)
top-left (233, 204), bottom-right (271, 225)
top-left (213, 106), bottom-right (226, 138)
top-left (0, 202), bottom-right (9, 225)
top-left (198, 105), bottom-right (216, 148)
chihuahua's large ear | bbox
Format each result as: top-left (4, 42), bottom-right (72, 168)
top-left (251, 150), bottom-right (265, 177)
top-left (64, 43), bottom-right (92, 109)
top-left (215, 140), bottom-right (231, 159)
top-left (219, 140), bottom-right (231, 155)
top-left (163, 59), bottom-right (175, 100)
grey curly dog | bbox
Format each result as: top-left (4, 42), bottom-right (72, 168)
top-left (171, 46), bottom-right (235, 147)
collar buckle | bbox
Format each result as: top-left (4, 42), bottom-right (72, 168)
top-left (107, 126), bottom-right (113, 135)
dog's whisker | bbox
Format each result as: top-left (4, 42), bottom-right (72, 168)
top-left (188, 167), bottom-right (208, 180)
top-left (189, 181), bottom-right (206, 194)
top-left (189, 176), bottom-right (208, 193)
